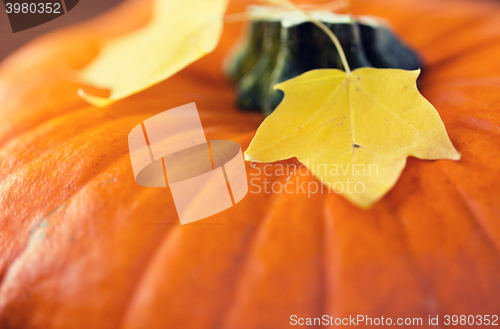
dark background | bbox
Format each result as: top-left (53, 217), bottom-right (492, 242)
top-left (0, 0), bottom-right (124, 61)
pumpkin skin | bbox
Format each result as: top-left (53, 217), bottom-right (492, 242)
top-left (0, 0), bottom-right (500, 328)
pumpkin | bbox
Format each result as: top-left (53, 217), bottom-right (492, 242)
top-left (0, 0), bottom-right (499, 328)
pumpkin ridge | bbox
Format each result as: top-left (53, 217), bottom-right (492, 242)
top-left (420, 15), bottom-right (489, 51)
top-left (113, 132), bottom-right (276, 329)
top-left (0, 111), bottom-right (150, 183)
top-left (0, 110), bottom-right (79, 151)
top-left (0, 200), bottom-right (70, 290)
top-left (0, 89), bottom-right (178, 150)
top-left (438, 138), bottom-right (500, 251)
top-left (219, 212), bottom-right (274, 328)
top-left (0, 113), bottom-right (137, 183)
top-left (114, 220), bottom-right (179, 329)
top-left (424, 76), bottom-right (500, 89)
top-left (385, 158), bottom-right (500, 311)
top-left (0, 142), bottom-right (133, 284)
top-left (220, 182), bottom-right (288, 328)
top-left (459, 118), bottom-right (500, 136)
top-left (387, 203), bottom-right (448, 316)
top-left (221, 171), bottom-right (327, 328)
top-left (323, 195), bottom-right (442, 316)
top-left (453, 181), bottom-right (500, 255)
top-left (0, 99), bottom-right (89, 150)
top-left (0, 196), bottom-right (109, 286)
top-left (444, 117), bottom-right (500, 137)
top-left (0, 155), bottom-right (163, 327)
top-left (118, 225), bottom-right (179, 329)
top-left (119, 177), bottom-right (286, 328)
top-left (426, 34), bottom-right (500, 73)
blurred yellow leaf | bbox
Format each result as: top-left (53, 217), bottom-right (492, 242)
top-left (77, 0), bottom-right (229, 107)
top-left (245, 68), bottom-right (461, 208)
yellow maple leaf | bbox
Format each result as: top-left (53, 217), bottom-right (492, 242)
top-left (77, 0), bottom-right (228, 107)
top-left (245, 68), bottom-right (461, 208)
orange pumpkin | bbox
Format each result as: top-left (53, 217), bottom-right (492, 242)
top-left (0, 0), bottom-right (499, 328)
